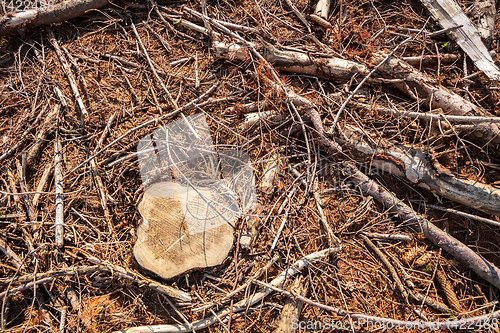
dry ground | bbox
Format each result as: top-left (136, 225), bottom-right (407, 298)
top-left (1, 0), bottom-right (500, 332)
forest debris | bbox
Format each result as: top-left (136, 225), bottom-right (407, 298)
top-left (0, 0), bottom-right (113, 36)
top-left (120, 248), bottom-right (336, 333)
top-left (0, 238), bottom-right (24, 271)
top-left (401, 53), bottom-right (461, 66)
top-left (260, 154), bottom-right (280, 195)
top-left (48, 29), bottom-right (88, 121)
top-left (372, 53), bottom-right (500, 144)
top-left (313, 0), bottom-right (331, 20)
top-left (342, 163), bottom-right (500, 290)
top-left (309, 14), bottom-right (333, 30)
top-left (54, 136), bottom-right (64, 248)
top-left (419, 0), bottom-right (500, 82)
top-left (131, 23), bottom-right (178, 109)
top-left (87, 256), bottom-right (191, 303)
top-left (273, 277), bottom-right (308, 333)
top-left (27, 104), bottom-right (60, 166)
top-left (402, 246), bottom-right (426, 264)
top-left (351, 101), bottom-right (500, 124)
top-left (427, 204), bottom-right (500, 228)
top-left (0, 105), bottom-right (46, 164)
top-left (0, 277), bottom-right (53, 300)
top-left (338, 124), bottom-right (500, 216)
top-left (214, 41), bottom-right (367, 80)
top-left (363, 232), bottom-right (412, 242)
top-left (472, 0), bottom-right (496, 47)
top-left (414, 252), bottom-right (435, 267)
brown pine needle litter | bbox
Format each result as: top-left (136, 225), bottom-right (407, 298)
top-left (1, 0), bottom-right (500, 332)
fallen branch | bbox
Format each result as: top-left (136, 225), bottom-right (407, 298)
top-left (338, 124), bottom-right (500, 216)
top-left (401, 53), bottom-right (461, 66)
top-left (0, 0), bottom-right (113, 36)
top-left (118, 248), bottom-right (337, 333)
top-left (48, 29), bottom-right (88, 121)
top-left (351, 101), bottom-right (500, 124)
top-left (214, 41), bottom-right (367, 80)
top-left (0, 277), bottom-right (53, 300)
top-left (54, 136), bottom-right (64, 248)
top-left (27, 104), bottom-right (60, 166)
top-left (341, 163), bottom-right (500, 290)
top-left (273, 277), bottom-right (308, 333)
top-left (372, 52), bottom-right (500, 144)
top-left (87, 256), bottom-right (192, 304)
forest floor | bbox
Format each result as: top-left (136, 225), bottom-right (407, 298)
top-left (1, 0), bottom-right (500, 332)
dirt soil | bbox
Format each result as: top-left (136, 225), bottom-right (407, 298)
top-left (1, 0), bottom-right (500, 332)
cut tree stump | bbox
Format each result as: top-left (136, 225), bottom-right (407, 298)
top-left (133, 181), bottom-right (237, 279)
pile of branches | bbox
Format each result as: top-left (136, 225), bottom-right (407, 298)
top-left (0, 0), bottom-right (500, 331)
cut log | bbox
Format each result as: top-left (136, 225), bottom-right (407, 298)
top-left (0, 0), bottom-right (113, 36)
top-left (372, 52), bottom-right (500, 145)
top-left (419, 0), bottom-right (500, 82)
top-left (214, 41), bottom-right (367, 80)
top-left (338, 124), bottom-right (500, 216)
top-left (133, 181), bottom-right (237, 280)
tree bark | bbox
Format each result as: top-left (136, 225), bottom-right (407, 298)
top-left (0, 0), bottom-right (113, 36)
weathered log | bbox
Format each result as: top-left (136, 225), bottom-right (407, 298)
top-left (420, 0), bottom-right (500, 82)
top-left (372, 53), bottom-right (500, 145)
top-left (0, 0), bottom-right (113, 36)
top-left (342, 163), bottom-right (500, 290)
top-left (338, 124), bottom-right (500, 216)
top-left (214, 41), bottom-right (367, 80)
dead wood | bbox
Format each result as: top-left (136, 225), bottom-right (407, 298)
top-left (371, 52), bottom-right (500, 145)
top-left (87, 256), bottom-right (191, 304)
top-left (0, 0), bottom-right (113, 36)
top-left (54, 136), bottom-right (64, 248)
top-left (472, 0), bottom-right (496, 47)
top-left (401, 54), bottom-right (461, 66)
top-left (342, 163), bottom-right (500, 290)
top-left (420, 0), bottom-right (500, 82)
top-left (214, 41), bottom-right (367, 80)
top-left (338, 124), bottom-right (500, 216)
top-left (119, 248), bottom-right (336, 333)
top-left (313, 0), bottom-right (331, 20)
top-left (273, 277), bottom-right (308, 333)
top-left (48, 29), bottom-right (88, 122)
top-left (133, 182), bottom-right (235, 280)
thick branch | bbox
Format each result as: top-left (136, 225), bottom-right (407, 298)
top-left (338, 124), bottom-right (500, 216)
top-left (0, 0), bottom-right (113, 36)
top-left (372, 53), bottom-right (500, 145)
top-left (214, 41), bottom-right (367, 80)
top-left (342, 163), bottom-right (500, 290)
